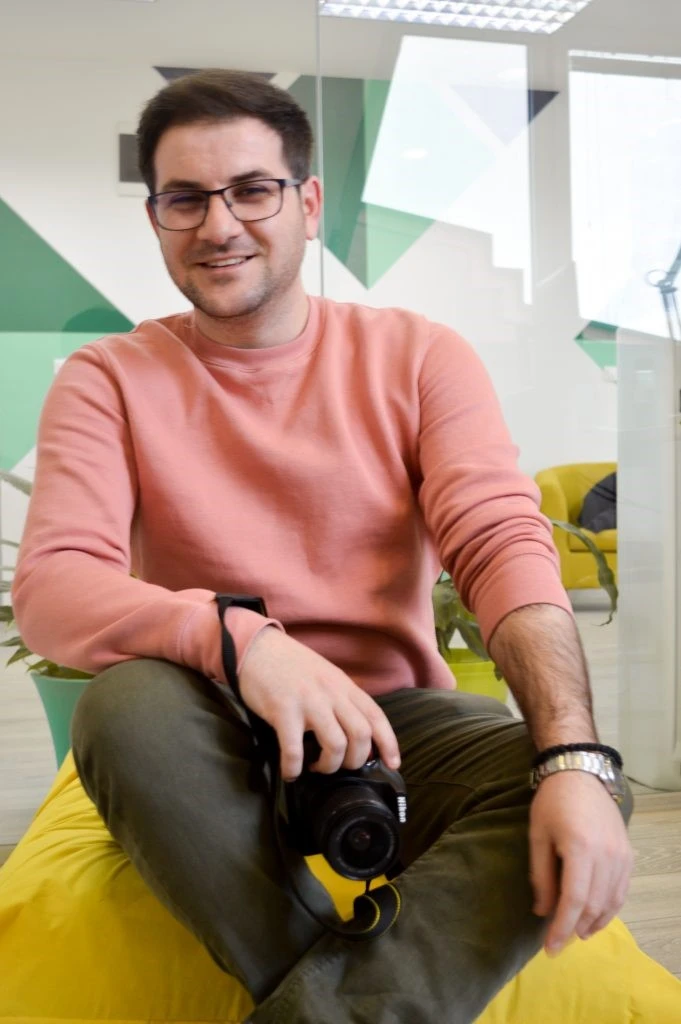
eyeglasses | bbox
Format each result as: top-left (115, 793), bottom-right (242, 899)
top-left (148, 177), bottom-right (304, 231)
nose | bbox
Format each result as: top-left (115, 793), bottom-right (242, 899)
top-left (195, 193), bottom-right (246, 245)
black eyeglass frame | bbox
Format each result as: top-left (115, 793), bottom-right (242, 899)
top-left (148, 177), bottom-right (304, 231)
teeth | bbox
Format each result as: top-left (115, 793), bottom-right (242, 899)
top-left (206, 257), bottom-right (248, 267)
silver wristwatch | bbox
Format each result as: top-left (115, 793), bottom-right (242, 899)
top-left (530, 750), bottom-right (626, 804)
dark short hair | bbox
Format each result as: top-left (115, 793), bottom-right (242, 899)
top-left (137, 69), bottom-right (314, 192)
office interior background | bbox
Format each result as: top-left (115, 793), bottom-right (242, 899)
top-left (1, 0), bottom-right (681, 987)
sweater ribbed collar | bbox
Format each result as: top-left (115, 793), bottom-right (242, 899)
top-left (184, 295), bottom-right (323, 371)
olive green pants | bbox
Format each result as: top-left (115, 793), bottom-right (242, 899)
top-left (71, 658), bottom-right (631, 1024)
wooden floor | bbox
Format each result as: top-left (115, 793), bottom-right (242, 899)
top-left (1, 598), bottom-right (680, 979)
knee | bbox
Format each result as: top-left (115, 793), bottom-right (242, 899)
top-left (71, 658), bottom-right (176, 762)
top-left (457, 691), bottom-right (514, 719)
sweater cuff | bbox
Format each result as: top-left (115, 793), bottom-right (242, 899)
top-left (177, 597), bottom-right (284, 685)
top-left (473, 554), bottom-right (573, 648)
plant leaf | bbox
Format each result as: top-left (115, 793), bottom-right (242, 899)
top-left (0, 540), bottom-right (20, 549)
top-left (0, 635), bottom-right (22, 648)
top-left (30, 659), bottom-right (94, 680)
top-left (449, 614), bottom-right (490, 661)
top-left (6, 647), bottom-right (30, 667)
top-left (0, 470), bottom-right (32, 496)
top-left (0, 606), bottom-right (15, 624)
top-left (550, 518), bottom-right (618, 623)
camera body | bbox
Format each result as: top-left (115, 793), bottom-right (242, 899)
top-left (283, 734), bottom-right (408, 881)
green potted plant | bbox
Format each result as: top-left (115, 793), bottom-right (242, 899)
top-left (433, 521), bottom-right (618, 703)
top-left (1, 470), bottom-right (93, 767)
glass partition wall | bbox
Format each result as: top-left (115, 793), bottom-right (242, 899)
top-left (315, 3), bottom-right (681, 789)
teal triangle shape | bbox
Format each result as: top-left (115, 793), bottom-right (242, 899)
top-left (0, 332), bottom-right (109, 470)
top-left (0, 196), bottom-right (133, 469)
top-left (363, 79), bottom-right (433, 288)
top-left (290, 75), bottom-right (433, 289)
top-left (0, 197), bottom-right (133, 333)
top-left (575, 320), bottom-right (618, 370)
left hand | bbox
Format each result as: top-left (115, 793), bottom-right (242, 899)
top-left (529, 771), bottom-right (634, 956)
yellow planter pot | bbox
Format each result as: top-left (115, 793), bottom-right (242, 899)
top-left (444, 649), bottom-right (508, 704)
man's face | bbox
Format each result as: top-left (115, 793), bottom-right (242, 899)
top-left (147, 117), bottom-right (321, 322)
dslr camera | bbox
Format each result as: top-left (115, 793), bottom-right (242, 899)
top-left (282, 733), bottom-right (408, 881)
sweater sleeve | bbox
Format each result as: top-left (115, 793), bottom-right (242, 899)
top-left (417, 324), bottom-right (572, 645)
top-left (11, 347), bottom-right (281, 681)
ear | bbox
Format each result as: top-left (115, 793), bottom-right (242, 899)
top-left (301, 177), bottom-right (323, 242)
top-left (145, 198), bottom-right (160, 239)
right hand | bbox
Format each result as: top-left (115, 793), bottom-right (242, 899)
top-left (238, 626), bottom-right (401, 781)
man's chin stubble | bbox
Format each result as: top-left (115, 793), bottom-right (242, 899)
top-left (183, 283), bottom-right (268, 322)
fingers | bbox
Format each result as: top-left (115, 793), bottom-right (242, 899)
top-left (307, 708), bottom-right (355, 774)
top-left (579, 850), bottom-right (634, 941)
top-left (529, 834), bottom-right (559, 919)
top-left (309, 697), bottom-right (399, 774)
top-left (358, 697), bottom-right (401, 770)
top-left (544, 855), bottom-right (592, 955)
top-left (277, 698), bottom-right (400, 779)
top-left (238, 628), bottom-right (400, 778)
top-left (544, 843), bottom-right (633, 954)
top-left (574, 858), bottom-right (612, 940)
top-left (276, 711), bottom-right (306, 782)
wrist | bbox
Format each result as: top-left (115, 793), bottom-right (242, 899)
top-left (530, 747), bottom-right (627, 804)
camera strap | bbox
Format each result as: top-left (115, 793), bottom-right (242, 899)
top-left (215, 593), bottom-right (279, 773)
top-left (215, 593), bottom-right (269, 702)
top-left (214, 593), bottom-right (403, 942)
top-left (343, 880), bottom-right (402, 941)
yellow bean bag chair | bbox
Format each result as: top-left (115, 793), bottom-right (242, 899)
top-left (1, 754), bottom-right (680, 1024)
top-left (535, 462), bottom-right (617, 591)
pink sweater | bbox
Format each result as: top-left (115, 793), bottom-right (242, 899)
top-left (12, 297), bottom-right (570, 696)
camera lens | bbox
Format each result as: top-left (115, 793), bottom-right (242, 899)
top-left (346, 827), bottom-right (372, 853)
top-left (314, 784), bottom-right (400, 881)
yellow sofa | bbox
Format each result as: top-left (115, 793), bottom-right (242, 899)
top-left (2, 752), bottom-right (680, 1024)
top-left (535, 462), bottom-right (617, 591)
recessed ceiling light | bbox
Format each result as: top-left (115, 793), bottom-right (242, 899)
top-left (319, 0), bottom-right (592, 35)
top-left (571, 50), bottom-right (681, 65)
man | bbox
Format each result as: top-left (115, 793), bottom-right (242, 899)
top-left (12, 70), bottom-right (633, 1024)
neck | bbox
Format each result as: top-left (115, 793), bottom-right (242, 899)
top-left (194, 283), bottom-right (310, 350)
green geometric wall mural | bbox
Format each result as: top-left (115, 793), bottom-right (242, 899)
top-left (0, 196), bottom-right (133, 469)
top-left (0, 332), bottom-right (109, 470)
top-left (309, 75), bottom-right (433, 289)
top-left (575, 320), bottom-right (618, 370)
top-left (0, 199), bottom-right (133, 333)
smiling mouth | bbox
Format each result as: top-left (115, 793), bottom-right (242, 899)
top-left (199, 255), bottom-right (255, 268)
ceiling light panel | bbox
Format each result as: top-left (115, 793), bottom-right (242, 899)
top-left (319, 0), bottom-right (592, 34)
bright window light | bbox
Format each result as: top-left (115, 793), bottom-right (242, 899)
top-left (319, 0), bottom-right (592, 34)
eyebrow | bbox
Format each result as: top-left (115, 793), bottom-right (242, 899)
top-left (157, 169), bottom-right (277, 193)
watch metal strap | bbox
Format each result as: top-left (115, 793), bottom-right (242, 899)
top-left (531, 750), bottom-right (623, 803)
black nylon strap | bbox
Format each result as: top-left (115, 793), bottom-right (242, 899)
top-left (343, 883), bottom-right (402, 941)
top-left (533, 743), bottom-right (623, 770)
top-left (215, 593), bottom-right (268, 703)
